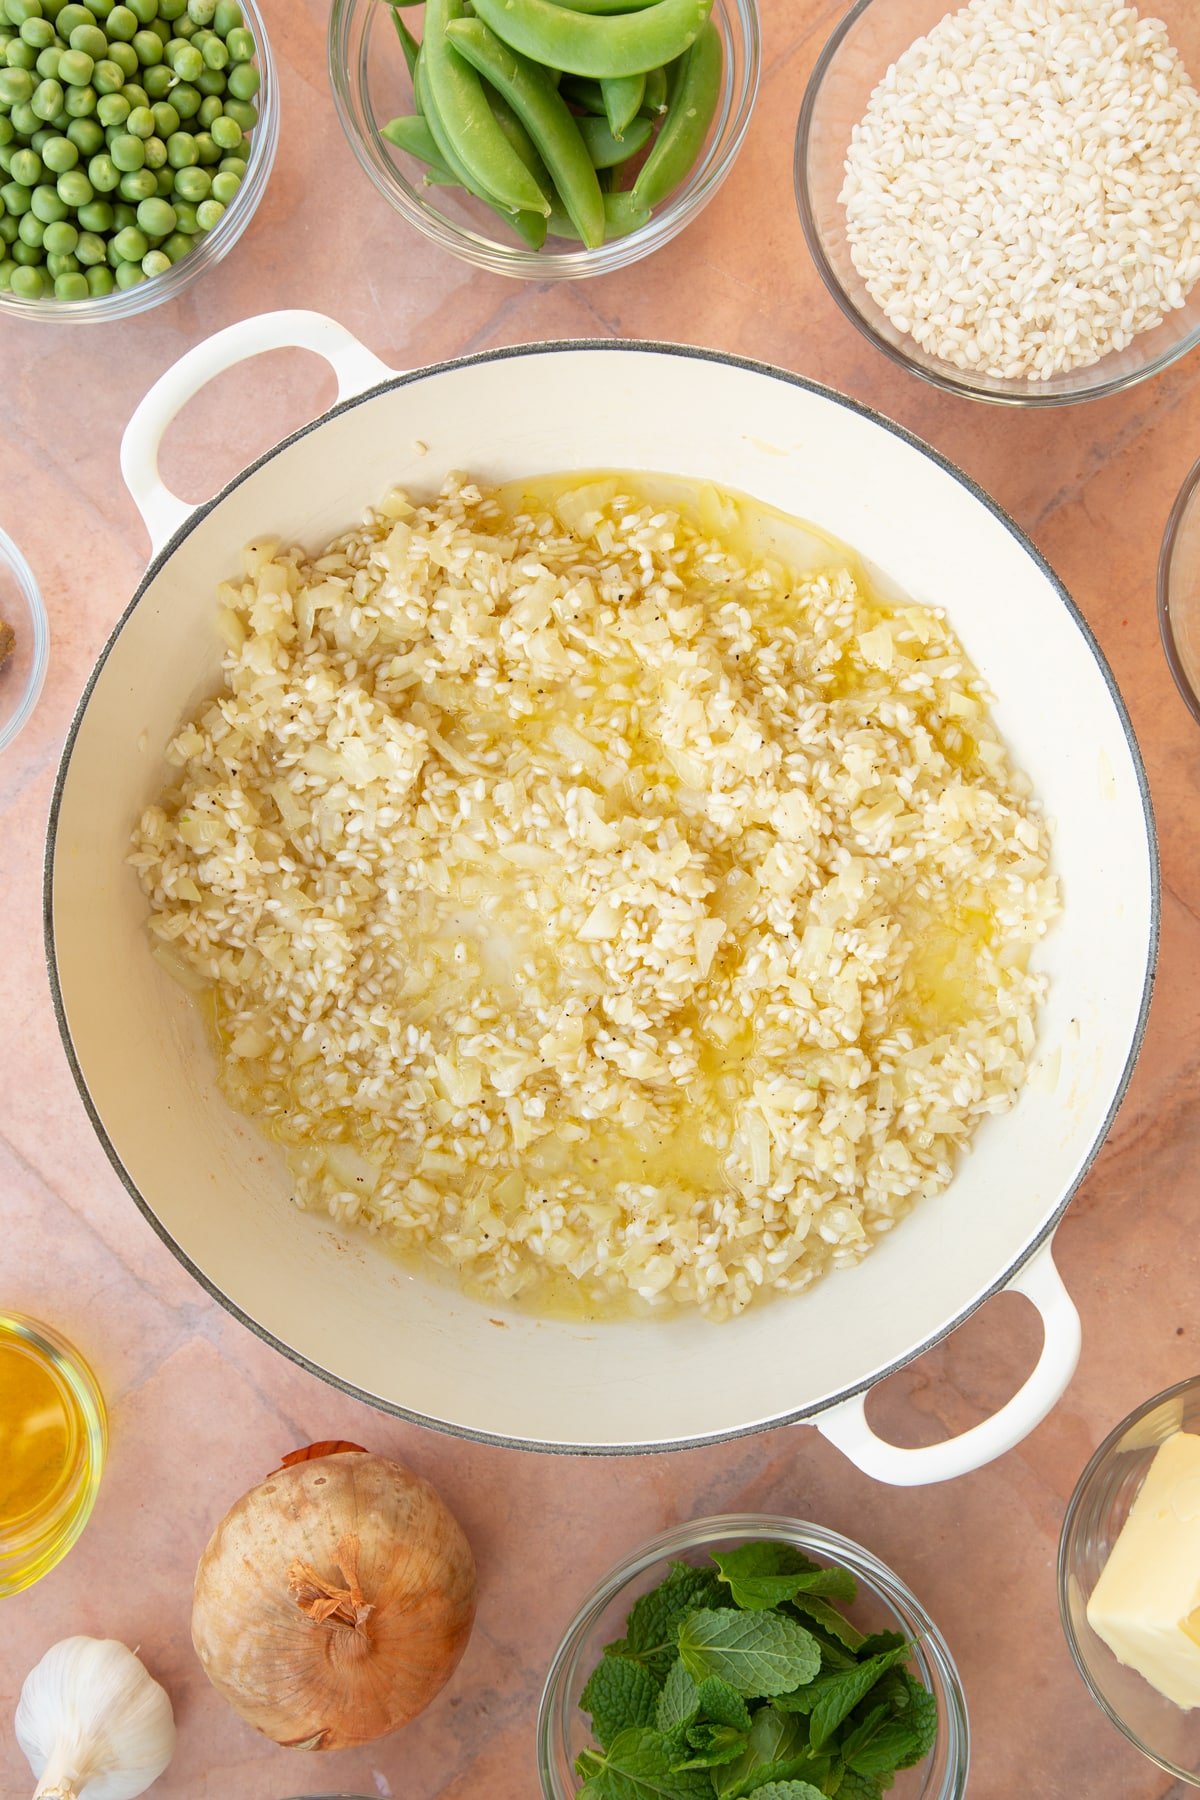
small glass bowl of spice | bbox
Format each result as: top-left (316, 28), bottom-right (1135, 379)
top-left (538, 1513), bottom-right (969, 1799)
top-left (796, 0), bottom-right (1200, 405)
top-left (1060, 1375), bottom-right (1200, 1784)
top-left (0, 525), bottom-right (48, 754)
top-left (0, 1313), bottom-right (107, 1596)
top-left (1159, 455), bottom-right (1200, 728)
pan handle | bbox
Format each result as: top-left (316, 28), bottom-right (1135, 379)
top-left (119, 310), bottom-right (396, 555)
top-left (813, 1237), bottom-right (1080, 1486)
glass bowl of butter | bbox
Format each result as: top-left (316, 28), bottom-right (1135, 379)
top-left (1060, 1376), bottom-right (1200, 1783)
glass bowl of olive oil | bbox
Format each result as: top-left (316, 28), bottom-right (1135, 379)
top-left (0, 1314), bottom-right (107, 1596)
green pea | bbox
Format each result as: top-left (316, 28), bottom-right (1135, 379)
top-left (63, 82), bottom-right (95, 113)
top-left (195, 89), bottom-right (218, 125)
top-left (200, 32), bottom-right (224, 70)
top-left (41, 214), bottom-right (75, 250)
top-left (8, 145), bottom-right (42, 182)
top-left (164, 127), bottom-right (194, 167)
top-left (150, 11), bottom-right (169, 38)
top-left (108, 126), bottom-right (143, 166)
top-left (0, 210), bottom-right (16, 239)
top-left (113, 250), bottom-right (141, 281)
top-left (130, 25), bottom-right (159, 61)
top-left (105, 0), bottom-right (134, 32)
top-left (0, 178), bottom-right (30, 210)
top-left (73, 223), bottom-right (103, 257)
top-left (171, 80), bottom-right (198, 118)
top-left (40, 131), bottom-right (76, 171)
top-left (166, 35), bottom-right (197, 78)
top-left (58, 46), bottom-right (93, 84)
top-left (140, 243), bottom-right (166, 272)
top-left (16, 208), bottom-right (43, 242)
top-left (193, 63), bottom-right (220, 93)
top-left (91, 56), bottom-right (123, 92)
top-left (208, 164), bottom-right (237, 202)
top-left (173, 5), bottom-right (194, 28)
top-left (224, 22), bottom-right (250, 59)
top-left (212, 0), bottom-right (238, 27)
top-left (10, 100), bottom-right (39, 131)
top-left (158, 0), bottom-right (186, 16)
top-left (150, 96), bottom-right (175, 132)
top-left (125, 99), bottom-right (152, 134)
top-left (68, 20), bottom-right (107, 55)
top-left (54, 263), bottom-right (89, 295)
top-left (20, 14), bottom-right (55, 47)
top-left (85, 259), bottom-right (112, 289)
top-left (10, 259), bottom-right (45, 293)
top-left (110, 217), bottom-right (142, 253)
top-left (75, 193), bottom-right (109, 223)
top-left (5, 38), bottom-right (36, 69)
top-left (128, 0), bottom-right (157, 16)
top-left (169, 193), bottom-right (193, 228)
top-left (106, 37), bottom-right (135, 72)
top-left (56, 3), bottom-right (92, 32)
top-left (225, 57), bottom-right (256, 103)
top-left (216, 151), bottom-right (242, 173)
top-left (186, 0), bottom-right (213, 21)
top-left (29, 178), bottom-right (65, 214)
top-left (0, 147), bottom-right (12, 176)
top-left (116, 162), bottom-right (151, 196)
top-left (11, 235), bottom-right (44, 261)
top-left (221, 94), bottom-right (254, 130)
top-left (0, 254), bottom-right (14, 284)
top-left (33, 42), bottom-right (58, 74)
top-left (85, 0), bottom-right (116, 16)
top-left (4, 0), bottom-right (41, 23)
top-left (46, 248), bottom-right (76, 272)
top-left (143, 61), bottom-right (170, 96)
top-left (31, 74), bottom-right (62, 116)
top-left (191, 126), bottom-right (216, 161)
top-left (96, 89), bottom-right (127, 123)
top-left (56, 165), bottom-right (89, 200)
top-left (159, 224), bottom-right (187, 255)
top-left (151, 160), bottom-right (167, 188)
top-left (0, 63), bottom-right (34, 101)
top-left (119, 77), bottom-right (145, 105)
top-left (193, 191), bottom-right (220, 228)
top-left (87, 148), bottom-right (117, 186)
top-left (0, 115), bottom-right (11, 144)
top-left (110, 192), bottom-right (131, 221)
top-left (212, 112), bottom-right (242, 152)
top-left (66, 113), bottom-right (102, 150)
top-left (142, 128), bottom-right (164, 163)
top-left (171, 158), bottom-right (205, 197)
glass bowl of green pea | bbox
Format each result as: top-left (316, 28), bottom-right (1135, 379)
top-left (0, 0), bottom-right (277, 320)
top-left (328, 0), bottom-right (759, 279)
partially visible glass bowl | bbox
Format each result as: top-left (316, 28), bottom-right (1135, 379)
top-left (1060, 1376), bottom-right (1200, 1785)
top-left (327, 0), bottom-right (759, 279)
top-left (0, 0), bottom-right (278, 326)
top-left (1159, 455), bottom-right (1200, 728)
top-left (795, 0), bottom-right (1200, 406)
top-left (0, 525), bottom-right (48, 754)
top-left (538, 1513), bottom-right (969, 1799)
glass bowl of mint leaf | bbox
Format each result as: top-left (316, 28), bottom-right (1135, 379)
top-left (537, 1513), bottom-right (969, 1799)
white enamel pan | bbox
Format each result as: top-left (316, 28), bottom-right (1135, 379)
top-left (45, 312), bottom-right (1158, 1481)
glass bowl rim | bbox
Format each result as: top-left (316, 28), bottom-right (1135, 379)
top-left (793, 0), bottom-right (1200, 409)
top-left (0, 524), bottom-right (49, 754)
top-left (1057, 1373), bottom-right (1200, 1783)
top-left (1157, 453), bottom-right (1200, 729)
top-left (326, 0), bottom-right (761, 280)
top-left (0, 0), bottom-right (279, 326)
top-left (537, 1510), bottom-right (970, 1799)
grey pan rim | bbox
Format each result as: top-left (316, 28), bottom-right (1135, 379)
top-left (1157, 451), bottom-right (1200, 728)
top-left (43, 337), bottom-right (1160, 1457)
top-left (793, 0), bottom-right (1200, 410)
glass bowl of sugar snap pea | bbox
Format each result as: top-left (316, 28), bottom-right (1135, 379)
top-left (328, 0), bottom-right (759, 278)
top-left (796, 0), bottom-right (1200, 405)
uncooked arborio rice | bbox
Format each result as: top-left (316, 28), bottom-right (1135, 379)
top-left (840, 0), bottom-right (1200, 382)
top-left (131, 475), bottom-right (1058, 1319)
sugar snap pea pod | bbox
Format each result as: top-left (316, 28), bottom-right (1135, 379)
top-left (642, 64), bottom-right (668, 113)
top-left (388, 4), bottom-right (420, 81)
top-left (487, 86), bottom-right (549, 185)
top-left (631, 16), bottom-right (719, 208)
top-left (547, 188), bottom-right (649, 240)
top-left (445, 16), bottom-right (604, 248)
top-left (560, 74), bottom-right (608, 114)
top-left (424, 0), bottom-right (549, 215)
top-left (578, 111), bottom-right (651, 168)
top-left (601, 71), bottom-right (643, 137)
top-left (470, 0), bottom-right (710, 79)
top-left (416, 48), bottom-right (549, 243)
top-left (382, 112), bottom-right (455, 181)
top-left (544, 0), bottom-right (659, 10)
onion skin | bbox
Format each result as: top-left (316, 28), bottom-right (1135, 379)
top-left (191, 1452), bottom-right (476, 1750)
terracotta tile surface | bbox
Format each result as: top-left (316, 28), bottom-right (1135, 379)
top-left (3, 0), bottom-right (1200, 1795)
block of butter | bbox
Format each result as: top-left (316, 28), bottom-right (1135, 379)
top-left (1087, 1430), bottom-right (1200, 1709)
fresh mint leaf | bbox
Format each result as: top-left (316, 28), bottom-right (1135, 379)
top-left (855, 1631), bottom-right (906, 1660)
top-left (714, 1550), bottom-right (857, 1613)
top-left (784, 1595), bottom-right (865, 1653)
top-left (740, 1785), bottom-right (827, 1800)
top-left (831, 1768), bottom-right (884, 1800)
top-left (697, 1677), bottom-right (753, 1731)
top-left (841, 1672), bottom-right (937, 1776)
top-left (712, 1705), bottom-right (824, 1798)
top-left (673, 1722), bottom-right (750, 1769)
top-left (678, 1610), bottom-right (821, 1697)
top-left (575, 1726), bottom-right (719, 1800)
top-left (608, 1563), bottom-right (727, 1678)
top-left (807, 1647), bottom-right (911, 1752)
top-left (710, 1544), bottom-right (822, 1581)
top-left (582, 1654), bottom-right (662, 1748)
top-left (656, 1659), bottom-right (701, 1732)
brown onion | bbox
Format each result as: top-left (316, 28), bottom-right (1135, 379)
top-left (191, 1447), bottom-right (476, 1750)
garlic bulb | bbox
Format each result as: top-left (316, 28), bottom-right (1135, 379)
top-left (191, 1446), bottom-right (476, 1750)
top-left (15, 1637), bottom-right (176, 1800)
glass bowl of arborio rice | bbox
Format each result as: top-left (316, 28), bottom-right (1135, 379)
top-left (796, 0), bottom-right (1200, 406)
